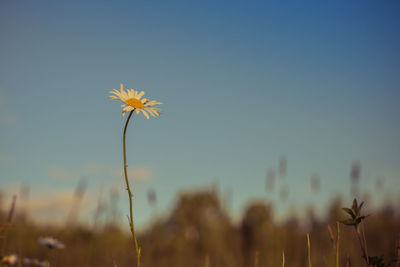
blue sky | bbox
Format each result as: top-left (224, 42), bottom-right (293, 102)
top-left (1, 0), bottom-right (399, 227)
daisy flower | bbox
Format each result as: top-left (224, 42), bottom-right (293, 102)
top-left (38, 236), bottom-right (65, 249)
top-left (109, 83), bottom-right (163, 119)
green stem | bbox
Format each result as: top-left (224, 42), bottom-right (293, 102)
top-left (307, 233), bottom-right (312, 267)
top-left (355, 226), bottom-right (369, 266)
top-left (254, 251), bottom-right (259, 267)
top-left (0, 195), bottom-right (16, 256)
top-left (361, 222), bottom-right (369, 266)
top-left (336, 222), bottom-right (340, 267)
top-left (123, 110), bottom-right (141, 267)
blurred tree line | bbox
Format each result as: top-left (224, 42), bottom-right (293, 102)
top-left (0, 191), bottom-right (399, 267)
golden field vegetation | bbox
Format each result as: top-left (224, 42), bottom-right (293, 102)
top-left (0, 190), bottom-right (399, 267)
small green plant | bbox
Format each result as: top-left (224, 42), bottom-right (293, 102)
top-left (368, 255), bottom-right (395, 267)
top-left (341, 198), bottom-right (370, 265)
top-left (341, 198), bottom-right (368, 227)
top-left (341, 199), bottom-right (395, 267)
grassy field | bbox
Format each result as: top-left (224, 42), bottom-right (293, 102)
top-left (0, 190), bottom-right (399, 267)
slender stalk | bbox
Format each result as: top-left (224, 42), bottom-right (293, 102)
top-left (0, 195), bottom-right (16, 255)
top-left (204, 254), bottom-right (210, 267)
top-left (336, 222), bottom-right (340, 267)
top-left (396, 234), bottom-right (400, 267)
top-left (254, 251), bottom-right (259, 267)
top-left (112, 257), bottom-right (118, 267)
top-left (123, 110), bottom-right (141, 267)
top-left (361, 222), bottom-right (369, 265)
top-left (355, 226), bottom-right (369, 266)
top-left (307, 233), bottom-right (312, 267)
top-left (282, 250), bottom-right (285, 267)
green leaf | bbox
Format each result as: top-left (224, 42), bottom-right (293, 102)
top-left (352, 198), bottom-right (358, 209)
top-left (341, 199), bottom-right (370, 227)
top-left (342, 208), bottom-right (356, 219)
top-left (355, 209), bottom-right (360, 217)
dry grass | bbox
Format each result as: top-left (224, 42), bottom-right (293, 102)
top-left (0, 191), bottom-right (399, 267)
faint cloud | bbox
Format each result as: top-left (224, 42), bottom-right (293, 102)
top-left (0, 184), bottom-right (94, 225)
top-left (48, 166), bottom-right (75, 181)
top-left (82, 162), bottom-right (153, 182)
top-left (46, 163), bottom-right (154, 182)
top-left (82, 162), bottom-right (105, 176)
top-left (48, 163), bottom-right (104, 181)
top-left (128, 167), bottom-right (153, 181)
top-left (114, 167), bottom-right (153, 182)
top-left (29, 189), bottom-right (93, 217)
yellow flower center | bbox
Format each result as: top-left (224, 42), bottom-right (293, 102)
top-left (125, 98), bottom-right (144, 109)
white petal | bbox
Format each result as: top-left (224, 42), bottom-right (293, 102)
top-left (146, 108), bottom-right (159, 117)
top-left (145, 100), bottom-right (163, 106)
top-left (127, 90), bottom-right (132, 98)
top-left (145, 108), bottom-right (155, 116)
top-left (137, 91), bottom-right (145, 100)
top-left (123, 106), bottom-right (134, 111)
top-left (109, 90), bottom-right (122, 98)
top-left (141, 110), bottom-right (150, 119)
top-left (118, 85), bottom-right (128, 99)
top-left (122, 90), bottom-right (129, 100)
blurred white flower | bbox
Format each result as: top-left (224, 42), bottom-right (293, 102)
top-left (1, 254), bottom-right (18, 266)
top-left (23, 258), bottom-right (47, 267)
top-left (38, 236), bottom-right (65, 249)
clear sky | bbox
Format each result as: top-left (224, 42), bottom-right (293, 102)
top-left (1, 0), bottom-right (399, 228)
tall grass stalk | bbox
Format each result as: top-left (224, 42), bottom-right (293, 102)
top-left (254, 251), bottom-right (259, 267)
top-left (307, 233), bottom-right (312, 267)
top-left (282, 250), bottom-right (285, 267)
top-left (396, 234), bottom-right (400, 267)
top-left (204, 255), bottom-right (210, 267)
top-left (336, 222), bottom-right (340, 267)
top-left (112, 257), bottom-right (118, 267)
top-left (355, 224), bottom-right (369, 266)
top-left (0, 195), bottom-right (16, 255)
top-left (122, 110), bottom-right (141, 267)
top-left (361, 222), bottom-right (369, 265)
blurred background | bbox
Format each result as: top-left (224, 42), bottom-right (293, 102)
top-left (0, 0), bottom-right (399, 266)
